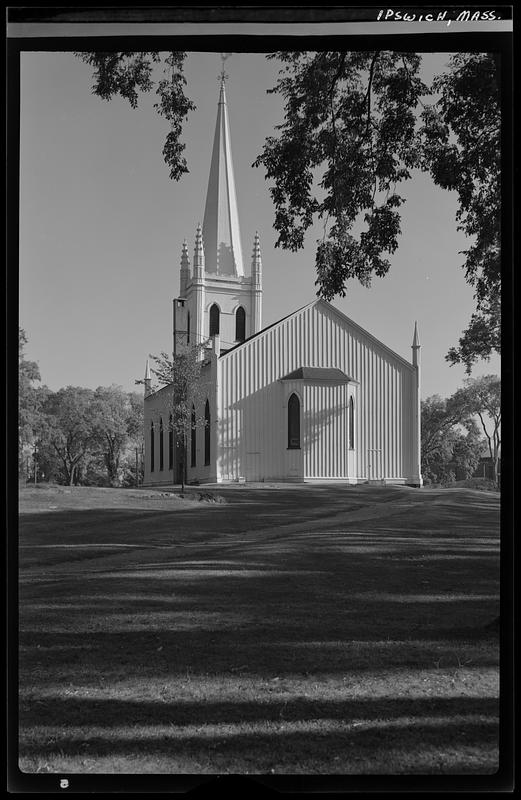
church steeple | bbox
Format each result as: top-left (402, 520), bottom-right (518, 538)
top-left (202, 76), bottom-right (244, 277)
top-left (177, 61), bottom-right (263, 350)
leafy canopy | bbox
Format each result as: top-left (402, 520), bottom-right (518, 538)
top-left (18, 328), bottom-right (48, 457)
top-left (76, 50), bottom-right (502, 373)
top-left (421, 393), bottom-right (486, 485)
top-left (75, 52), bottom-right (195, 180)
top-left (420, 53), bottom-right (501, 371)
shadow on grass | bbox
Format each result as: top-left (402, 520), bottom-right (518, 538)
top-left (18, 487), bottom-right (500, 772)
top-left (19, 627), bottom-right (500, 683)
top-left (19, 694), bottom-right (500, 730)
top-left (19, 696), bottom-right (499, 775)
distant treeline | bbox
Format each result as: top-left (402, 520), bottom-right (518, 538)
top-left (19, 328), bottom-right (144, 487)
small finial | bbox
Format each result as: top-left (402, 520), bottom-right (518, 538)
top-left (219, 52), bottom-right (232, 86)
top-left (252, 231), bottom-right (262, 278)
top-left (194, 223), bottom-right (205, 273)
top-left (181, 240), bottom-right (190, 268)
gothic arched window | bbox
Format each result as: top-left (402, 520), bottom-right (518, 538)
top-left (191, 405), bottom-right (197, 467)
top-left (204, 399), bottom-right (211, 465)
top-left (209, 304), bottom-right (220, 336)
top-left (150, 421), bottom-right (155, 472)
top-left (168, 413), bottom-right (174, 469)
top-left (348, 396), bottom-right (355, 450)
top-left (288, 394), bottom-right (301, 450)
top-left (235, 306), bottom-right (246, 342)
top-left (187, 310), bottom-right (191, 345)
top-left (159, 418), bottom-right (164, 470)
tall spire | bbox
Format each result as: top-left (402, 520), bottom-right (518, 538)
top-left (202, 72), bottom-right (244, 277)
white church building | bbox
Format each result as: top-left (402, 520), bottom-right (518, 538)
top-left (143, 77), bottom-right (423, 487)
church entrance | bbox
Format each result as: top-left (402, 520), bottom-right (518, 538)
top-left (367, 448), bottom-right (383, 483)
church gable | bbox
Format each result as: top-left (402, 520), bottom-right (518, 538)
top-left (221, 298), bottom-right (414, 386)
top-left (218, 298), bottom-right (418, 484)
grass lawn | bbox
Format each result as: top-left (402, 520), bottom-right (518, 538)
top-left (17, 483), bottom-right (500, 775)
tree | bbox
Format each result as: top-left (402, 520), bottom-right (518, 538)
top-left (449, 375), bottom-right (501, 486)
top-left (143, 345), bottom-right (209, 493)
top-left (41, 387), bottom-right (98, 486)
top-left (91, 385), bottom-right (144, 486)
top-left (75, 52), bottom-right (195, 180)
top-left (18, 328), bottom-right (48, 478)
top-left (420, 53), bottom-right (501, 372)
top-left (451, 422), bottom-right (487, 481)
top-left (254, 51), bottom-right (428, 297)
top-left (421, 394), bottom-right (486, 485)
top-left (76, 49), bottom-right (502, 371)
top-left (421, 395), bottom-right (459, 484)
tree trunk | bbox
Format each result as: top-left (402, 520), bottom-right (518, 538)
top-left (493, 453), bottom-right (500, 488)
top-left (180, 436), bottom-right (185, 494)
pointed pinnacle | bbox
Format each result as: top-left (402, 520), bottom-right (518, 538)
top-left (412, 321), bottom-right (421, 348)
top-left (181, 240), bottom-right (190, 267)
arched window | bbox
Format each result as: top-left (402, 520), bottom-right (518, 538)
top-left (187, 311), bottom-right (191, 345)
top-left (204, 399), bottom-right (211, 465)
top-left (191, 405), bottom-right (197, 467)
top-left (168, 413), bottom-right (174, 469)
top-left (235, 306), bottom-right (246, 342)
top-left (209, 304), bottom-right (220, 336)
top-left (150, 421), bottom-right (155, 472)
top-left (159, 417), bottom-right (164, 470)
top-left (287, 393), bottom-right (301, 449)
top-left (348, 396), bottom-right (355, 450)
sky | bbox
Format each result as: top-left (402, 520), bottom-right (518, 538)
top-left (18, 48), bottom-right (501, 401)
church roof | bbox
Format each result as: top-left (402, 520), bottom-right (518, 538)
top-left (202, 80), bottom-right (244, 277)
top-left (280, 367), bottom-right (355, 383)
top-left (220, 301), bottom-right (315, 357)
top-left (221, 298), bottom-right (415, 370)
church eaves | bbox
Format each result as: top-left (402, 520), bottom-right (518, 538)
top-left (202, 79), bottom-right (244, 278)
top-left (280, 367), bottom-right (355, 383)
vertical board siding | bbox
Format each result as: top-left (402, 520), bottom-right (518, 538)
top-left (218, 301), bottom-right (415, 482)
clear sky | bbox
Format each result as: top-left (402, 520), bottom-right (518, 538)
top-left (19, 49), bottom-right (500, 400)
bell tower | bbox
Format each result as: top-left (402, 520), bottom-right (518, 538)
top-left (176, 60), bottom-right (263, 354)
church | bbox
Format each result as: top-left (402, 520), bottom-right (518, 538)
top-left (143, 76), bottom-right (423, 487)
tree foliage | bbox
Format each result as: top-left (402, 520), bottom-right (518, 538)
top-left (19, 328), bottom-right (42, 442)
top-left (41, 386), bottom-right (98, 486)
top-left (91, 386), bottom-right (144, 486)
top-left (31, 384), bottom-right (143, 487)
top-left (18, 331), bottom-right (144, 487)
top-left (143, 345), bottom-right (210, 491)
top-left (75, 51), bottom-right (195, 180)
top-left (254, 51), bottom-right (428, 299)
top-left (420, 53), bottom-right (501, 372)
top-left (421, 394), bottom-right (486, 485)
top-left (18, 329), bottom-right (49, 476)
top-left (449, 374), bottom-right (501, 485)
